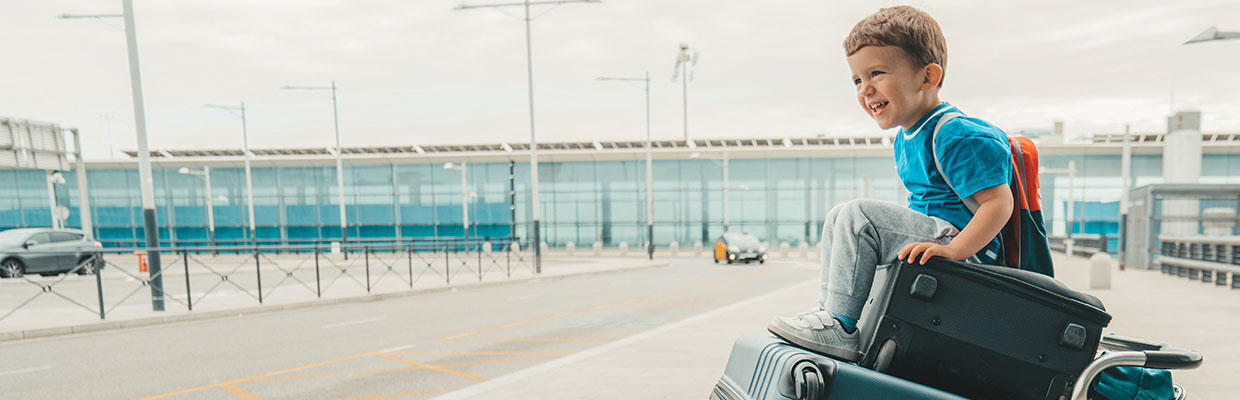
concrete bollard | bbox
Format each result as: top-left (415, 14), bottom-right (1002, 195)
top-left (482, 242), bottom-right (492, 253)
top-left (780, 242), bottom-right (791, 258)
top-left (693, 241), bottom-right (704, 256)
top-left (1089, 252), bottom-right (1112, 290)
top-left (669, 241), bottom-right (680, 256)
top-left (540, 242), bottom-right (548, 255)
top-left (330, 241), bottom-right (341, 255)
top-left (618, 242), bottom-right (629, 256)
top-left (511, 242), bottom-right (521, 253)
top-left (565, 242), bottom-right (575, 256)
top-left (592, 241), bottom-right (603, 256)
top-left (798, 241), bottom-right (809, 259)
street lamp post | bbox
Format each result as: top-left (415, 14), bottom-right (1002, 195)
top-left (178, 167), bottom-right (215, 248)
top-left (282, 82), bottom-right (347, 249)
top-left (691, 149), bottom-right (746, 233)
top-left (596, 72), bottom-right (654, 259)
top-left (672, 44), bottom-right (697, 142)
top-left (58, 1), bottom-right (164, 310)
top-left (1042, 161), bottom-right (1077, 254)
top-left (456, 0), bottom-right (601, 274)
top-left (204, 103), bottom-right (256, 247)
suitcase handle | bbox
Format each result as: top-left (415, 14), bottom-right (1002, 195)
top-left (1069, 349), bottom-right (1203, 400)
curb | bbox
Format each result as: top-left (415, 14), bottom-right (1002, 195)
top-left (0, 261), bottom-right (670, 343)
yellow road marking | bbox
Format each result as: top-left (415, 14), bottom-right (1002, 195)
top-left (137, 352), bottom-right (375, 399)
top-left (442, 337), bottom-right (617, 343)
top-left (372, 353), bottom-right (487, 382)
top-left (217, 384), bottom-right (264, 400)
top-left (337, 388), bottom-right (457, 400)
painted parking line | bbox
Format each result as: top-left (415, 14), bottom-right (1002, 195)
top-left (321, 316), bottom-right (387, 329)
top-left (0, 365), bottom-right (53, 377)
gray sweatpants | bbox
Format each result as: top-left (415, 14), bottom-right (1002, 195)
top-left (817, 199), bottom-right (964, 320)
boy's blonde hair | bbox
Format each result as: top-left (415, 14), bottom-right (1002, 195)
top-left (844, 6), bottom-right (947, 88)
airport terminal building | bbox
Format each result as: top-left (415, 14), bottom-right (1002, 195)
top-left (4, 127), bottom-right (1240, 252)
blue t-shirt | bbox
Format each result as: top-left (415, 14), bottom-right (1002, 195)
top-left (894, 102), bottom-right (1011, 263)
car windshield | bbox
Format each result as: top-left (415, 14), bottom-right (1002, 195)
top-left (728, 234), bottom-right (761, 248)
top-left (0, 230), bottom-right (30, 247)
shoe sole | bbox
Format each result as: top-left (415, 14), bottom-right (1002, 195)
top-left (767, 325), bottom-right (863, 363)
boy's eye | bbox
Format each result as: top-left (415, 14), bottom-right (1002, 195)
top-left (870, 70), bottom-right (885, 78)
top-left (853, 78), bottom-right (862, 86)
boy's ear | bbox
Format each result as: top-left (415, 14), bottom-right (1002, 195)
top-left (921, 63), bottom-right (944, 91)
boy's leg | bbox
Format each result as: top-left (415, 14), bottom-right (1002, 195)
top-left (770, 199), bottom-right (959, 361)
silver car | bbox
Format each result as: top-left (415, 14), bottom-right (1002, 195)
top-left (0, 228), bottom-right (104, 278)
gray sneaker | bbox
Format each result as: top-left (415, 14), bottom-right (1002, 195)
top-left (767, 310), bottom-right (862, 362)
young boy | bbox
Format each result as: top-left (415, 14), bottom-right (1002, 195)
top-left (768, 6), bottom-right (1014, 362)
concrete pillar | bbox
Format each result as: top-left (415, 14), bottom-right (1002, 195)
top-left (593, 241), bottom-right (603, 256)
top-left (565, 242), bottom-right (575, 256)
top-left (1163, 111), bottom-right (1203, 237)
top-left (779, 242), bottom-right (790, 258)
top-left (618, 242), bottom-right (629, 256)
top-left (669, 241), bottom-right (680, 256)
top-left (798, 241), bottom-right (809, 259)
top-left (1089, 252), bottom-right (1112, 290)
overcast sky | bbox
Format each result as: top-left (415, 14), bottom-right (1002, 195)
top-left (3, 0), bottom-right (1239, 159)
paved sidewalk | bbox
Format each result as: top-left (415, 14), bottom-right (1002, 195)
top-left (435, 252), bottom-right (1240, 399)
top-left (0, 251), bottom-right (669, 342)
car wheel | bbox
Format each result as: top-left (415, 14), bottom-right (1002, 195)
top-left (76, 256), bottom-right (98, 275)
top-left (726, 258), bottom-right (733, 264)
top-left (760, 259), bottom-right (765, 264)
top-left (1, 259), bottom-right (24, 279)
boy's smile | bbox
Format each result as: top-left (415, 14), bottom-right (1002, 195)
top-left (847, 46), bottom-right (941, 131)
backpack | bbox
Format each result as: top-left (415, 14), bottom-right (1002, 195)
top-left (931, 113), bottom-right (1055, 277)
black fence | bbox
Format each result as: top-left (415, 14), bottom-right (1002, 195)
top-left (0, 237), bottom-right (531, 327)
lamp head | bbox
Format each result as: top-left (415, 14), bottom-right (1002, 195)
top-left (178, 167), bottom-right (190, 174)
top-left (444, 162), bottom-right (455, 170)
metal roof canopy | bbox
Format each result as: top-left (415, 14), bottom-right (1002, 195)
top-left (0, 117), bottom-right (71, 170)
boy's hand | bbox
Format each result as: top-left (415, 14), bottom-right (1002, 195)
top-left (897, 241), bottom-right (969, 265)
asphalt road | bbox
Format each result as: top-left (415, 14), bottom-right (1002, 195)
top-left (0, 258), bottom-right (814, 399)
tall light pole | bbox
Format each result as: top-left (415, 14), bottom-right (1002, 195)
top-left (1042, 161), bottom-right (1077, 254)
top-left (691, 149), bottom-right (747, 232)
top-left (672, 43), bottom-right (697, 142)
top-left (456, 0), bottom-right (601, 274)
top-left (204, 103), bottom-right (256, 246)
top-left (178, 167), bottom-right (216, 248)
top-left (444, 163), bottom-right (472, 241)
top-left (596, 72), bottom-right (654, 259)
top-left (282, 82), bottom-right (346, 247)
top-left (59, 2), bottom-right (164, 311)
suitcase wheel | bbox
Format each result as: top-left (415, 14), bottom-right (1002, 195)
top-left (873, 338), bottom-right (897, 373)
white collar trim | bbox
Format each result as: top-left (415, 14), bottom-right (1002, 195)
top-left (903, 105), bottom-right (952, 140)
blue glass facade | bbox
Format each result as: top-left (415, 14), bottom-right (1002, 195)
top-left (5, 152), bottom-right (1240, 249)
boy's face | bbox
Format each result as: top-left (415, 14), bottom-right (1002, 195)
top-left (847, 46), bottom-right (939, 130)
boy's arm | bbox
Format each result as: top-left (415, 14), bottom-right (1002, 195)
top-left (898, 184), bottom-right (1013, 264)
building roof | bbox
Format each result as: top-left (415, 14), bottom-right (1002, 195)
top-left (94, 132), bottom-right (1240, 169)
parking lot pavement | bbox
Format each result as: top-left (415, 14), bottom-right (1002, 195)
top-left (0, 250), bottom-right (679, 341)
top-left (434, 252), bottom-right (1240, 399)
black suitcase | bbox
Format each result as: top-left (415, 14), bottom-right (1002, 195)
top-left (712, 332), bottom-right (968, 400)
top-left (858, 258), bottom-right (1112, 400)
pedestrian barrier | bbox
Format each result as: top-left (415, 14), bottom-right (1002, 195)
top-left (0, 237), bottom-right (531, 328)
top-left (1156, 236), bottom-right (1240, 290)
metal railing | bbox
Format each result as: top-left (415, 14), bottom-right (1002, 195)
top-left (1048, 234), bottom-right (1111, 257)
top-left (0, 237), bottom-right (532, 329)
top-left (1156, 236), bottom-right (1240, 290)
